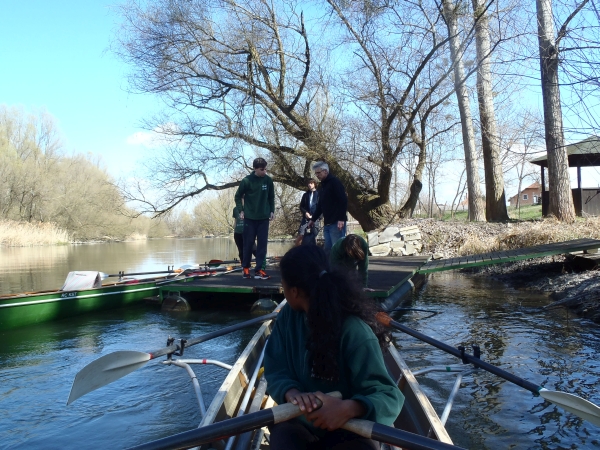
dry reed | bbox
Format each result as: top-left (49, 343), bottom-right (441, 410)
top-left (458, 217), bottom-right (600, 256)
top-left (0, 220), bottom-right (71, 247)
top-left (126, 232), bottom-right (148, 241)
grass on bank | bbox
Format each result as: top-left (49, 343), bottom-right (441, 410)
top-left (0, 220), bottom-right (71, 247)
top-left (459, 216), bottom-right (600, 256)
top-left (440, 204), bottom-right (542, 221)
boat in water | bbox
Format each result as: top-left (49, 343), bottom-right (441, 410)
top-left (67, 300), bottom-right (600, 449)
top-left (0, 264), bottom-right (234, 330)
top-left (132, 302), bottom-right (455, 449)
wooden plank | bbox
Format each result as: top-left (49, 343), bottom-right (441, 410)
top-left (418, 238), bottom-right (600, 274)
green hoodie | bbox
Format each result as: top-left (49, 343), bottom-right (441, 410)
top-left (264, 304), bottom-right (404, 435)
top-left (234, 172), bottom-right (275, 220)
top-left (330, 235), bottom-right (369, 286)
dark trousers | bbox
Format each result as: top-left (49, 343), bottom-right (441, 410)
top-left (269, 419), bottom-right (380, 450)
top-left (242, 218), bottom-right (269, 271)
top-left (234, 232), bottom-right (257, 262)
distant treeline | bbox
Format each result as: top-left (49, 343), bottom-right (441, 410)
top-left (0, 105), bottom-right (170, 243)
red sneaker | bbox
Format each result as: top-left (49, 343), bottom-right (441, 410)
top-left (254, 269), bottom-right (270, 280)
top-left (242, 268), bottom-right (251, 279)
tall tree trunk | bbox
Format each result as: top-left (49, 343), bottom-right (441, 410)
top-left (348, 198), bottom-right (394, 232)
top-left (535, 0), bottom-right (575, 222)
top-left (442, 0), bottom-right (486, 221)
top-left (471, 0), bottom-right (509, 221)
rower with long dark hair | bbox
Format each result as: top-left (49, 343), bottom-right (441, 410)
top-left (330, 234), bottom-right (369, 287)
top-left (264, 245), bottom-right (404, 449)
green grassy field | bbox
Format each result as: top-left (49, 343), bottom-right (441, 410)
top-left (438, 204), bottom-right (543, 222)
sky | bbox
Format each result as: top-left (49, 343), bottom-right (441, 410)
top-left (1, 0), bottom-right (598, 208)
top-left (0, 0), bottom-right (158, 177)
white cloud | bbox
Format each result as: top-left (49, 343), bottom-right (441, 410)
top-left (125, 123), bottom-right (181, 148)
top-left (126, 131), bottom-right (159, 147)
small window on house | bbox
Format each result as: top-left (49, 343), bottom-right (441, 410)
top-left (523, 194), bottom-right (528, 200)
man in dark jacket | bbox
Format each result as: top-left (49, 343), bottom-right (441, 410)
top-left (308, 162), bottom-right (348, 252)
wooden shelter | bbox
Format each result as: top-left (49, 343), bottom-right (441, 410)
top-left (530, 137), bottom-right (600, 217)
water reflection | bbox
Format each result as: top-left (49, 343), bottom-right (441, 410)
top-left (0, 304), bottom-right (264, 449)
top-left (397, 271), bottom-right (600, 449)
top-left (0, 237), bottom-right (292, 294)
top-left (3, 250), bottom-right (599, 449)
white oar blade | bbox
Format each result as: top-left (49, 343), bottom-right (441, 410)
top-left (67, 351), bottom-right (151, 405)
top-left (540, 389), bottom-right (600, 427)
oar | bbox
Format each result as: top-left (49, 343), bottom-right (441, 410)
top-left (342, 419), bottom-right (464, 450)
top-left (126, 392), bottom-right (340, 450)
top-left (67, 310), bottom-right (280, 405)
top-left (206, 256), bottom-right (279, 268)
top-left (376, 312), bottom-right (600, 427)
top-left (206, 259), bottom-right (236, 267)
top-left (126, 392), bottom-right (464, 450)
top-left (102, 269), bottom-right (178, 278)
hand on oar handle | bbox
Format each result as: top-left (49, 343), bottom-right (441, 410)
top-left (127, 391), bottom-right (341, 450)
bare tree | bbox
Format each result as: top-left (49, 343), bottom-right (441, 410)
top-left (115, 0), bottom-right (466, 231)
top-left (535, 0), bottom-right (586, 221)
top-left (441, 0), bottom-right (486, 221)
top-left (0, 105), bottom-right (150, 241)
top-left (471, 0), bottom-right (509, 220)
top-left (500, 109), bottom-right (544, 217)
top-left (193, 189), bottom-right (236, 236)
top-left (450, 167), bottom-right (468, 218)
top-left (270, 183), bottom-right (302, 237)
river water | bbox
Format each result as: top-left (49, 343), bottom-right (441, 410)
top-left (0, 237), bottom-right (290, 295)
top-left (1, 239), bottom-right (599, 449)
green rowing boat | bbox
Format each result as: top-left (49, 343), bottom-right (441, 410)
top-left (0, 265), bottom-right (231, 330)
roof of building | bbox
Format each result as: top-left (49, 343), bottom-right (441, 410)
top-left (530, 136), bottom-right (600, 168)
top-left (523, 181), bottom-right (541, 190)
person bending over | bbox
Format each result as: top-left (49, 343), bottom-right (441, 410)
top-left (330, 234), bottom-right (369, 288)
top-left (264, 245), bottom-right (403, 450)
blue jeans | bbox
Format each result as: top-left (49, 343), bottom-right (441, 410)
top-left (323, 222), bottom-right (346, 252)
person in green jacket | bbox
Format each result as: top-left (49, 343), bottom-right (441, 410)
top-left (330, 234), bottom-right (369, 287)
top-left (264, 245), bottom-right (404, 450)
top-left (234, 158), bottom-right (275, 280)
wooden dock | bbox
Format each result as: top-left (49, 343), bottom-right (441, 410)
top-left (419, 238), bottom-right (600, 274)
top-left (158, 256), bottom-right (430, 306)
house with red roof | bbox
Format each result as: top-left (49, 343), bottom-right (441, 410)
top-left (508, 182), bottom-right (541, 207)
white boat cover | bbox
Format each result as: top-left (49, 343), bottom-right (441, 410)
top-left (61, 271), bottom-right (103, 291)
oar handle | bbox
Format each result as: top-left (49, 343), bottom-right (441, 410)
top-left (376, 313), bottom-right (542, 395)
top-left (343, 419), bottom-right (465, 450)
top-left (149, 311), bottom-right (280, 359)
top-left (127, 391), bottom-right (340, 450)
top-left (105, 270), bottom-right (177, 277)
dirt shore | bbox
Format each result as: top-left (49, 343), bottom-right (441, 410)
top-left (393, 218), bottom-right (600, 324)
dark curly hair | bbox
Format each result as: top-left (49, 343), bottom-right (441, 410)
top-left (279, 245), bottom-right (389, 382)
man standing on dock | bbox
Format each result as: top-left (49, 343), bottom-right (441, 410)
top-left (308, 161), bottom-right (348, 252)
top-left (296, 178), bottom-right (321, 246)
top-left (235, 158), bottom-right (275, 280)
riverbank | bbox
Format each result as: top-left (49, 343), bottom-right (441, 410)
top-left (0, 220), bottom-right (70, 246)
top-left (395, 217), bottom-right (600, 324)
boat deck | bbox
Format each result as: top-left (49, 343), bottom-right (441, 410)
top-left (159, 256), bottom-right (430, 301)
top-left (419, 238), bottom-right (600, 273)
